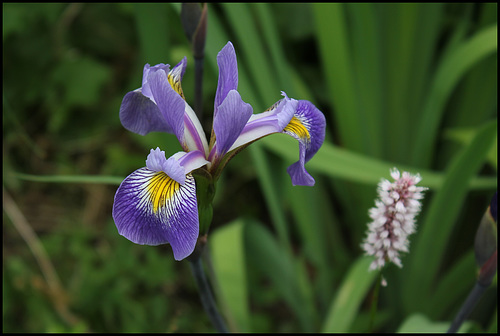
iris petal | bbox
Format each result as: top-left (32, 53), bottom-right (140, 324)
top-left (214, 42), bottom-right (238, 118)
top-left (282, 100), bottom-right (325, 186)
top-left (119, 90), bottom-right (174, 136)
top-left (149, 61), bottom-right (209, 154)
top-left (148, 70), bottom-right (188, 149)
top-left (113, 168), bottom-right (199, 260)
top-left (211, 90), bottom-right (253, 159)
top-left (168, 57), bottom-right (187, 99)
top-left (227, 95), bottom-right (297, 152)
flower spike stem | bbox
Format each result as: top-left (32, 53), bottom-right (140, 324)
top-left (188, 254), bottom-right (228, 332)
top-left (369, 271), bottom-right (382, 332)
top-left (194, 55), bottom-right (204, 123)
top-left (447, 281), bottom-right (488, 333)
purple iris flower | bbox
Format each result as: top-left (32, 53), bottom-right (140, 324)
top-left (113, 42), bottom-right (325, 260)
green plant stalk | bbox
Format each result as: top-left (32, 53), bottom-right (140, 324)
top-left (447, 281), bottom-right (488, 333)
top-left (369, 272), bottom-right (383, 332)
top-left (193, 169), bottom-right (215, 236)
top-left (189, 255), bottom-right (228, 333)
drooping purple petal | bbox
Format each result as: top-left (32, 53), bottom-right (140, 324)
top-left (119, 89), bottom-right (174, 136)
top-left (112, 168), bottom-right (199, 260)
top-left (210, 89), bottom-right (253, 159)
top-left (214, 42), bottom-right (239, 118)
top-left (282, 100), bottom-right (326, 186)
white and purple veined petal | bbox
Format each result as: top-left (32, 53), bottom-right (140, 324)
top-left (112, 148), bottom-right (209, 261)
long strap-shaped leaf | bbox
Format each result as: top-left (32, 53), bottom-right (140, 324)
top-left (411, 25), bottom-right (497, 168)
top-left (321, 256), bottom-right (379, 332)
top-left (259, 134), bottom-right (497, 190)
top-left (403, 120), bottom-right (497, 314)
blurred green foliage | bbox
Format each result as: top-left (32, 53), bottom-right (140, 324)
top-left (3, 3), bottom-right (497, 333)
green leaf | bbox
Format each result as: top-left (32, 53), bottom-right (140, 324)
top-left (444, 127), bottom-right (498, 170)
top-left (210, 219), bottom-right (250, 332)
top-left (321, 256), bottom-right (379, 332)
top-left (313, 3), bottom-right (364, 153)
top-left (259, 133), bottom-right (497, 190)
top-left (397, 313), bottom-right (472, 333)
top-left (133, 3), bottom-right (171, 65)
top-left (13, 172), bottom-right (123, 185)
top-left (412, 24), bottom-right (498, 167)
top-left (429, 251), bottom-right (476, 318)
top-left (244, 220), bottom-right (314, 331)
top-left (404, 120), bottom-right (497, 313)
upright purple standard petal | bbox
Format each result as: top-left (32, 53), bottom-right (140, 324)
top-left (147, 70), bottom-right (186, 147)
top-left (210, 90), bottom-right (253, 160)
top-left (214, 42), bottom-right (239, 118)
top-left (282, 100), bottom-right (326, 186)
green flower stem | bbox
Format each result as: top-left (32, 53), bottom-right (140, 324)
top-left (194, 56), bottom-right (204, 123)
top-left (193, 169), bottom-right (215, 236)
top-left (369, 271), bottom-right (382, 332)
top-left (447, 281), bottom-right (488, 333)
top-left (188, 252), bottom-right (228, 333)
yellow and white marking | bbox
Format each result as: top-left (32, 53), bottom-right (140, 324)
top-left (284, 115), bottom-right (311, 142)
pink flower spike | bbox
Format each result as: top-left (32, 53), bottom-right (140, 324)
top-left (362, 168), bottom-right (428, 273)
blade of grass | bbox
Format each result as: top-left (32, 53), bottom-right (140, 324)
top-left (133, 3), bottom-right (171, 65)
top-left (405, 4), bottom-right (443, 136)
top-left (404, 120), bottom-right (497, 313)
top-left (411, 24), bottom-right (497, 168)
top-left (259, 133), bottom-right (497, 190)
top-left (284, 177), bottom-right (346, 309)
top-left (397, 313), bottom-right (472, 333)
top-left (13, 172), bottom-right (123, 185)
top-left (209, 220), bottom-right (250, 332)
top-left (244, 219), bottom-right (314, 331)
top-left (429, 250), bottom-right (476, 318)
top-left (321, 256), bottom-right (379, 332)
top-left (220, 3), bottom-right (280, 107)
top-left (345, 3), bottom-right (384, 158)
top-left (248, 144), bottom-right (291, 253)
top-left (313, 3), bottom-right (364, 153)
top-left (253, 3), bottom-right (296, 97)
top-left (378, 3), bottom-right (420, 163)
top-left (452, 4), bottom-right (497, 128)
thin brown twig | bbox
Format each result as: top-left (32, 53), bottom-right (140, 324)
top-left (3, 187), bottom-right (81, 328)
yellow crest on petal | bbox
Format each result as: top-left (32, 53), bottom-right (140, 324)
top-left (284, 116), bottom-right (310, 141)
top-left (147, 172), bottom-right (181, 213)
top-left (168, 73), bottom-right (185, 99)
